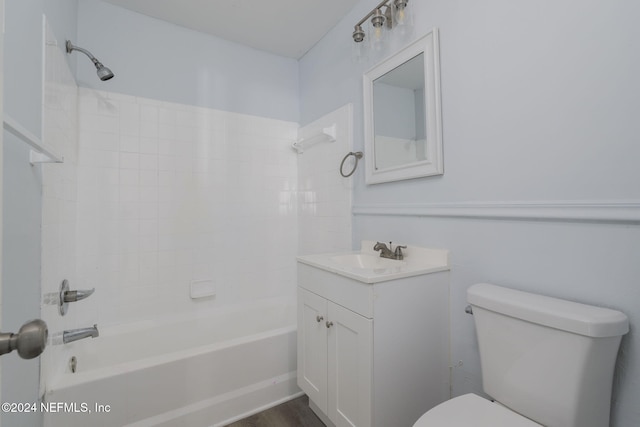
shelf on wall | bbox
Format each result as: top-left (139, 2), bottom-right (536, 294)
top-left (292, 123), bottom-right (337, 154)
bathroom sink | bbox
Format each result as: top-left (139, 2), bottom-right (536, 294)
top-left (329, 253), bottom-right (405, 270)
top-left (297, 241), bottom-right (450, 284)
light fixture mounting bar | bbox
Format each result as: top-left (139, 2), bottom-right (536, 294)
top-left (355, 0), bottom-right (393, 28)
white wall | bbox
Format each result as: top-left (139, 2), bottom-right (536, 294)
top-left (300, 1), bottom-right (640, 425)
top-left (297, 104), bottom-right (353, 255)
top-left (73, 88), bottom-right (298, 327)
top-left (39, 18), bottom-right (80, 393)
top-left (76, 0), bottom-right (299, 123)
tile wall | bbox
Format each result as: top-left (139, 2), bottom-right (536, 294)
top-left (74, 88), bottom-right (299, 326)
top-left (297, 104), bottom-right (354, 255)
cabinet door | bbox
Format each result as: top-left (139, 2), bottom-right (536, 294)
top-left (327, 302), bottom-right (373, 427)
top-left (298, 288), bottom-right (328, 413)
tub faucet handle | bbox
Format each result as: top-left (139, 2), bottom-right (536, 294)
top-left (63, 288), bottom-right (95, 303)
top-left (59, 280), bottom-right (96, 316)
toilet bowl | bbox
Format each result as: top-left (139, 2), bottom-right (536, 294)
top-left (413, 283), bottom-right (628, 427)
top-left (413, 393), bottom-right (541, 426)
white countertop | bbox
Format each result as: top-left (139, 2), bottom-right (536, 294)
top-left (297, 241), bottom-right (450, 284)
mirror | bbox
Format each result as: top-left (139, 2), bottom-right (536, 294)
top-left (364, 30), bottom-right (443, 184)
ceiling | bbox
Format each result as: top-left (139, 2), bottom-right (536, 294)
top-left (101, 0), bottom-right (360, 59)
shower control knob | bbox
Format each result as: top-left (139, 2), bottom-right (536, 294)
top-left (59, 279), bottom-right (96, 316)
top-left (326, 321), bottom-right (334, 329)
top-left (316, 315), bottom-right (324, 323)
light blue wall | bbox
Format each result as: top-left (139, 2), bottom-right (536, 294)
top-left (301, 0), bottom-right (640, 203)
top-left (1, 136), bottom-right (44, 427)
top-left (3, 1), bottom-right (639, 425)
top-left (4, 0), bottom-right (43, 134)
top-left (76, 0), bottom-right (300, 122)
top-left (4, 0), bottom-right (78, 136)
top-left (2, 2), bottom-right (78, 426)
top-left (300, 1), bottom-right (640, 426)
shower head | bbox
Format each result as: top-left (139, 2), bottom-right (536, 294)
top-left (96, 64), bottom-right (115, 81)
top-left (66, 40), bottom-right (114, 81)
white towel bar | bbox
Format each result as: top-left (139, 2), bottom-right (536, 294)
top-left (3, 114), bottom-right (64, 164)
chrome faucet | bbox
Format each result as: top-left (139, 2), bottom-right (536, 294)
top-left (63, 325), bottom-right (99, 344)
top-left (373, 241), bottom-right (406, 260)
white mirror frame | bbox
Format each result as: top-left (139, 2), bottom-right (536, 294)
top-left (364, 29), bottom-right (443, 184)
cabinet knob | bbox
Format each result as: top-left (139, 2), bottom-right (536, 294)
top-left (316, 315), bottom-right (324, 323)
top-left (326, 321), bottom-right (334, 328)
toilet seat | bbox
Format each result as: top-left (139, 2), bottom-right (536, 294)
top-left (413, 393), bottom-right (542, 426)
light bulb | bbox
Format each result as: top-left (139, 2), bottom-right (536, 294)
top-left (396, 8), bottom-right (406, 25)
top-left (374, 26), bottom-right (383, 41)
top-left (394, 0), bottom-right (411, 30)
top-left (370, 8), bottom-right (386, 41)
top-left (393, 0), bottom-right (413, 42)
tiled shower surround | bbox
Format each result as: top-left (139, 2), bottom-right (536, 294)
top-left (74, 88), bottom-right (299, 326)
top-left (39, 30), bottom-right (350, 392)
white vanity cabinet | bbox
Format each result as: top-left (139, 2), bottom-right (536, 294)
top-left (298, 287), bottom-right (373, 427)
top-left (296, 244), bottom-right (450, 427)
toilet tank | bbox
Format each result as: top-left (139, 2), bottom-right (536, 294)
top-left (467, 283), bottom-right (628, 427)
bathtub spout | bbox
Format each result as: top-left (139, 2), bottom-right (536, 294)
top-left (63, 325), bottom-right (99, 344)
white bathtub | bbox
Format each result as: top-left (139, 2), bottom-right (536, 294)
top-left (44, 298), bottom-right (301, 427)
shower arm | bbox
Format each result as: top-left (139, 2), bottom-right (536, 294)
top-left (66, 41), bottom-right (102, 66)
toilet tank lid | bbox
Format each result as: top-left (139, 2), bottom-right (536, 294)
top-left (467, 283), bottom-right (629, 338)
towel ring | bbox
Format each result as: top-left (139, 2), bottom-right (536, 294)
top-left (340, 151), bottom-right (363, 178)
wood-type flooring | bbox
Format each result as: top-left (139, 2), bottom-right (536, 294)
top-left (226, 395), bottom-right (325, 427)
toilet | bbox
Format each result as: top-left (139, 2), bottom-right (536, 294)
top-left (415, 283), bottom-right (629, 427)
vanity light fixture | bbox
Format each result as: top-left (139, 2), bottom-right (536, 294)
top-left (394, 0), bottom-right (410, 25)
top-left (352, 0), bottom-right (413, 49)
